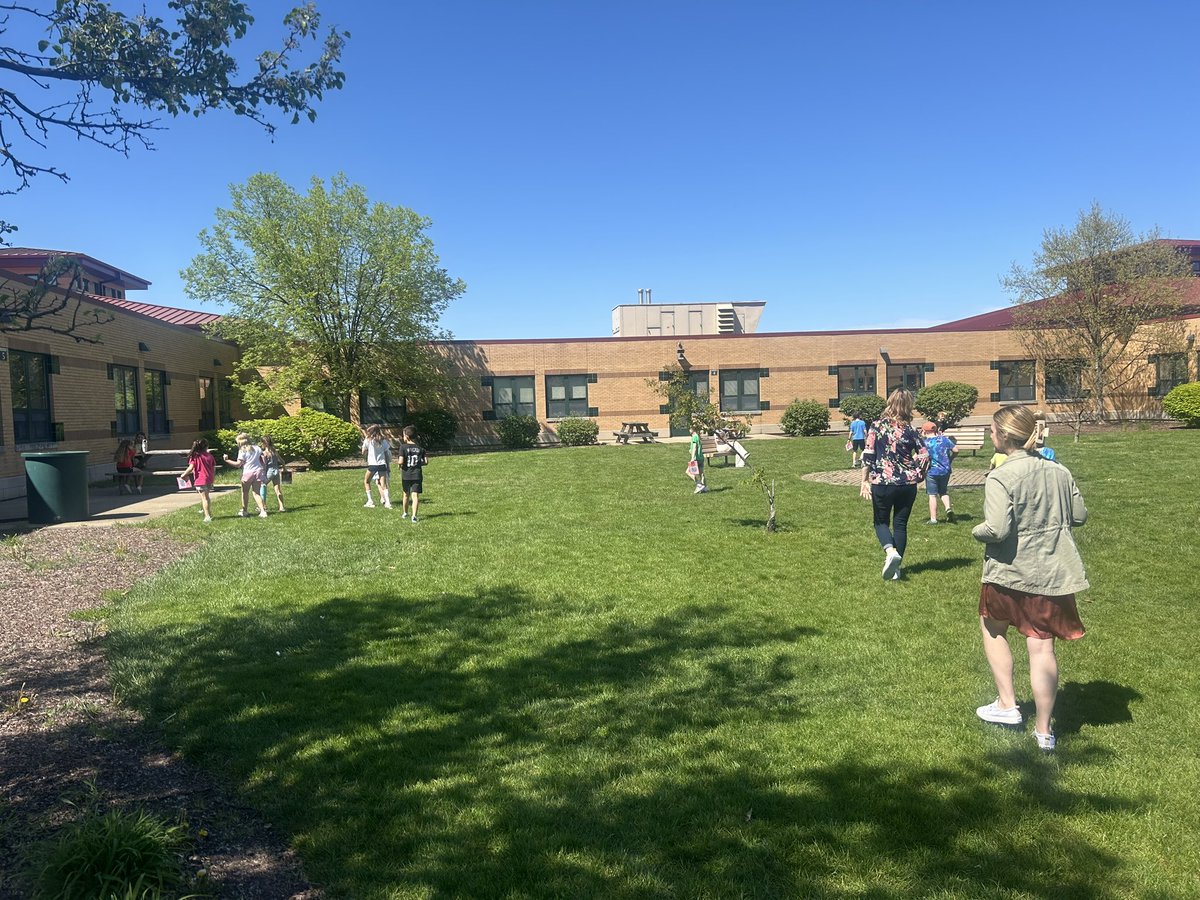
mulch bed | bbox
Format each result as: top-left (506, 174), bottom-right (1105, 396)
top-left (0, 527), bottom-right (319, 898)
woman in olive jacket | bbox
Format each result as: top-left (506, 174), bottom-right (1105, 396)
top-left (971, 406), bottom-right (1089, 752)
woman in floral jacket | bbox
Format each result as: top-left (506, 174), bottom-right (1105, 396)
top-left (859, 388), bottom-right (929, 580)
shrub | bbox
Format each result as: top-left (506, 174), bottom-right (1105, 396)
top-left (838, 394), bottom-right (885, 425)
top-left (1162, 382), bottom-right (1200, 427)
top-left (496, 415), bottom-right (541, 449)
top-left (221, 409), bottom-right (361, 469)
top-left (780, 399), bottom-right (830, 436)
top-left (34, 809), bottom-right (187, 900)
top-left (406, 408), bottom-right (458, 449)
top-left (555, 416), bottom-right (599, 446)
top-left (915, 382), bottom-right (979, 428)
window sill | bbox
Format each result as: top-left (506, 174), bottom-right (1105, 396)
top-left (15, 442), bottom-right (58, 452)
top-left (998, 400), bottom-right (1035, 406)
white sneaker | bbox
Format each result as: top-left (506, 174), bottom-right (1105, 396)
top-left (882, 549), bottom-right (902, 580)
top-left (401, 512), bottom-right (409, 520)
top-left (203, 516), bottom-right (212, 523)
top-left (237, 509), bottom-right (246, 517)
top-left (693, 483), bottom-right (704, 494)
top-left (364, 499), bottom-right (375, 508)
top-left (410, 515), bottom-right (418, 524)
top-left (383, 502), bottom-right (393, 509)
top-left (976, 700), bottom-right (1023, 725)
top-left (1033, 730), bottom-right (1056, 751)
top-left (259, 510), bottom-right (268, 519)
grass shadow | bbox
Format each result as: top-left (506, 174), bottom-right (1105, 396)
top-left (1055, 681), bottom-right (1143, 736)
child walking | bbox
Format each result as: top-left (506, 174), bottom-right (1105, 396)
top-left (114, 438), bottom-right (143, 494)
top-left (223, 432), bottom-right (269, 518)
top-left (399, 424), bottom-right (427, 522)
top-left (361, 424), bottom-right (393, 509)
top-left (180, 438), bottom-right (217, 522)
top-left (259, 434), bottom-right (287, 512)
top-left (687, 424), bottom-right (707, 494)
top-left (922, 420), bottom-right (958, 524)
top-left (848, 412), bottom-right (867, 468)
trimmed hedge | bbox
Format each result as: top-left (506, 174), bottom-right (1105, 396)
top-left (1162, 382), bottom-right (1200, 427)
top-left (555, 417), bottom-right (599, 446)
top-left (838, 394), bottom-right (885, 425)
top-left (496, 415), bottom-right (541, 449)
top-left (216, 408), bottom-right (361, 469)
top-left (781, 399), bottom-right (830, 436)
top-left (406, 408), bottom-right (458, 450)
top-left (915, 382), bottom-right (978, 428)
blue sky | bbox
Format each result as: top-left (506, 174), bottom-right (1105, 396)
top-left (4, 1), bottom-right (1200, 339)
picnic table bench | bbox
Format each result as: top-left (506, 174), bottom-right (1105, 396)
top-left (943, 425), bottom-right (988, 456)
top-left (614, 422), bottom-right (659, 444)
top-left (701, 432), bottom-right (749, 467)
top-left (105, 448), bottom-right (220, 491)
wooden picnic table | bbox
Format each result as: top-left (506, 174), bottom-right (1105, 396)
top-left (614, 422), bottom-right (659, 444)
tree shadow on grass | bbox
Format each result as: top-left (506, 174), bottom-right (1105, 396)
top-left (107, 587), bottom-right (1143, 898)
top-left (1055, 681), bottom-right (1143, 736)
top-left (900, 556), bottom-right (977, 575)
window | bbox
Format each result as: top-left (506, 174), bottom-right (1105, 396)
top-left (302, 389), bottom-right (350, 419)
top-left (720, 369), bottom-right (760, 412)
top-left (361, 391), bottom-right (406, 425)
top-left (886, 364), bottom-right (925, 393)
top-left (198, 376), bottom-right (216, 430)
top-left (546, 374), bottom-right (590, 418)
top-left (110, 364), bottom-right (140, 435)
top-left (218, 377), bottom-right (234, 426)
top-left (10, 350), bottom-right (52, 443)
top-left (1154, 353), bottom-right (1188, 395)
top-left (490, 376), bottom-right (535, 418)
top-left (1045, 360), bottom-right (1085, 401)
top-left (837, 365), bottom-right (876, 401)
top-left (145, 369), bottom-right (168, 434)
top-left (998, 360), bottom-right (1036, 402)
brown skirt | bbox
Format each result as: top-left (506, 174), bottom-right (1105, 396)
top-left (979, 582), bottom-right (1086, 641)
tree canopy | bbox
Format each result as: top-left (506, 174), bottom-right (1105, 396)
top-left (0, 0), bottom-right (347, 221)
top-left (183, 172), bottom-right (465, 415)
top-left (1004, 203), bottom-right (1192, 426)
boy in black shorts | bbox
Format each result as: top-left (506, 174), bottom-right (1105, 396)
top-left (399, 424), bottom-right (428, 523)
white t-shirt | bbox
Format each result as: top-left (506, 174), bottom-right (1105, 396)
top-left (362, 438), bottom-right (391, 467)
top-left (238, 444), bottom-right (265, 475)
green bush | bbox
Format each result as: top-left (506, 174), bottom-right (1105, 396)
top-left (496, 415), bottom-right (541, 449)
top-left (555, 417), bottom-right (599, 446)
top-left (838, 394), bottom-right (885, 425)
top-left (1162, 382), bottom-right (1200, 427)
top-left (33, 809), bottom-right (187, 900)
top-left (219, 409), bottom-right (361, 469)
top-left (780, 399), bottom-right (830, 436)
top-left (915, 381), bottom-right (979, 428)
top-left (406, 408), bottom-right (458, 449)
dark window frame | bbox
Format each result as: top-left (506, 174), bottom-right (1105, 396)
top-left (112, 363), bottom-right (140, 436)
top-left (545, 374), bottom-right (590, 419)
top-left (491, 375), bottom-right (536, 419)
top-left (10, 350), bottom-right (53, 444)
top-left (360, 390), bottom-right (407, 425)
top-left (144, 368), bottom-right (169, 434)
top-left (1154, 352), bottom-right (1188, 395)
top-left (998, 360), bottom-right (1036, 402)
top-left (218, 377), bottom-right (234, 427)
top-left (719, 369), bottom-right (761, 413)
top-left (885, 363), bottom-right (924, 394)
top-left (1045, 359), bottom-right (1086, 402)
top-left (837, 365), bottom-right (877, 402)
top-left (198, 376), bottom-right (216, 431)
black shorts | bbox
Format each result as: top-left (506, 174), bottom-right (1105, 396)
top-left (402, 479), bottom-right (422, 494)
top-left (367, 464), bottom-right (389, 478)
top-left (852, 439), bottom-right (866, 451)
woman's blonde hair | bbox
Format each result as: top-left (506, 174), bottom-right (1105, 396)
top-left (992, 407), bottom-right (1047, 452)
top-left (882, 388), bottom-right (915, 423)
top-left (235, 431), bottom-right (251, 445)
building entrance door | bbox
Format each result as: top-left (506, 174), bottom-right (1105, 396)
top-left (669, 372), bottom-right (710, 437)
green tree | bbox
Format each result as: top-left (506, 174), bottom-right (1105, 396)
top-left (184, 173), bottom-right (465, 415)
top-left (914, 382), bottom-right (978, 428)
top-left (0, 1), bottom-right (347, 210)
top-left (647, 365), bottom-right (750, 435)
top-left (1004, 204), bottom-right (1192, 435)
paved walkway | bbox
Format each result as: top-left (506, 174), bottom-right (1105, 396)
top-left (0, 484), bottom-right (238, 531)
top-left (803, 468), bottom-right (989, 487)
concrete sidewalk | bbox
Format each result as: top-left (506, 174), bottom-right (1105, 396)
top-left (0, 483), bottom-right (240, 531)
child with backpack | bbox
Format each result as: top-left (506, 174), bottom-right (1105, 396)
top-left (399, 424), bottom-right (428, 522)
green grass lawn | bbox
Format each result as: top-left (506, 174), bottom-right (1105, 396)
top-left (109, 432), bottom-right (1200, 899)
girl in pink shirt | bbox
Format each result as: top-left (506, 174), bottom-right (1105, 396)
top-left (181, 438), bottom-right (217, 523)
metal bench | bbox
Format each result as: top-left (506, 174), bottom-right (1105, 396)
top-left (942, 426), bottom-right (987, 456)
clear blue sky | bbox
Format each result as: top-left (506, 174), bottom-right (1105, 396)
top-left (5, 1), bottom-right (1200, 339)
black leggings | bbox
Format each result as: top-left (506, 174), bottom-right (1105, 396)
top-left (871, 483), bottom-right (918, 557)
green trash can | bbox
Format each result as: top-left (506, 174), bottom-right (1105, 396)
top-left (22, 451), bottom-right (91, 524)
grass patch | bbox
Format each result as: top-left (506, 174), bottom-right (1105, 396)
top-left (109, 433), bottom-right (1200, 898)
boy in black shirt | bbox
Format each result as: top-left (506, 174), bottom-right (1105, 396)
top-left (399, 424), bottom-right (428, 523)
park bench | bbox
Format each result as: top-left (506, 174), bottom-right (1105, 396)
top-left (943, 426), bottom-right (987, 456)
top-left (700, 434), bottom-right (748, 466)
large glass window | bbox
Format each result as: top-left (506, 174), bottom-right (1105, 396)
top-left (546, 374), bottom-right (590, 418)
top-left (837, 365), bottom-right (876, 402)
top-left (361, 391), bottom-right (406, 425)
top-left (112, 364), bottom-right (139, 435)
top-left (302, 389), bottom-right (350, 419)
top-left (1045, 360), bottom-right (1085, 402)
top-left (145, 369), bottom-right (168, 434)
top-left (10, 351), bottom-right (52, 443)
top-left (1154, 353), bottom-right (1188, 395)
top-left (998, 360), bottom-right (1036, 402)
top-left (886, 364), bottom-right (925, 393)
top-left (720, 369), bottom-right (760, 412)
top-left (199, 376), bottom-right (216, 430)
top-left (218, 377), bottom-right (234, 426)
top-left (491, 376), bottom-right (535, 418)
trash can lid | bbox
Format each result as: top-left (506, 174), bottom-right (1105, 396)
top-left (21, 450), bottom-right (91, 458)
